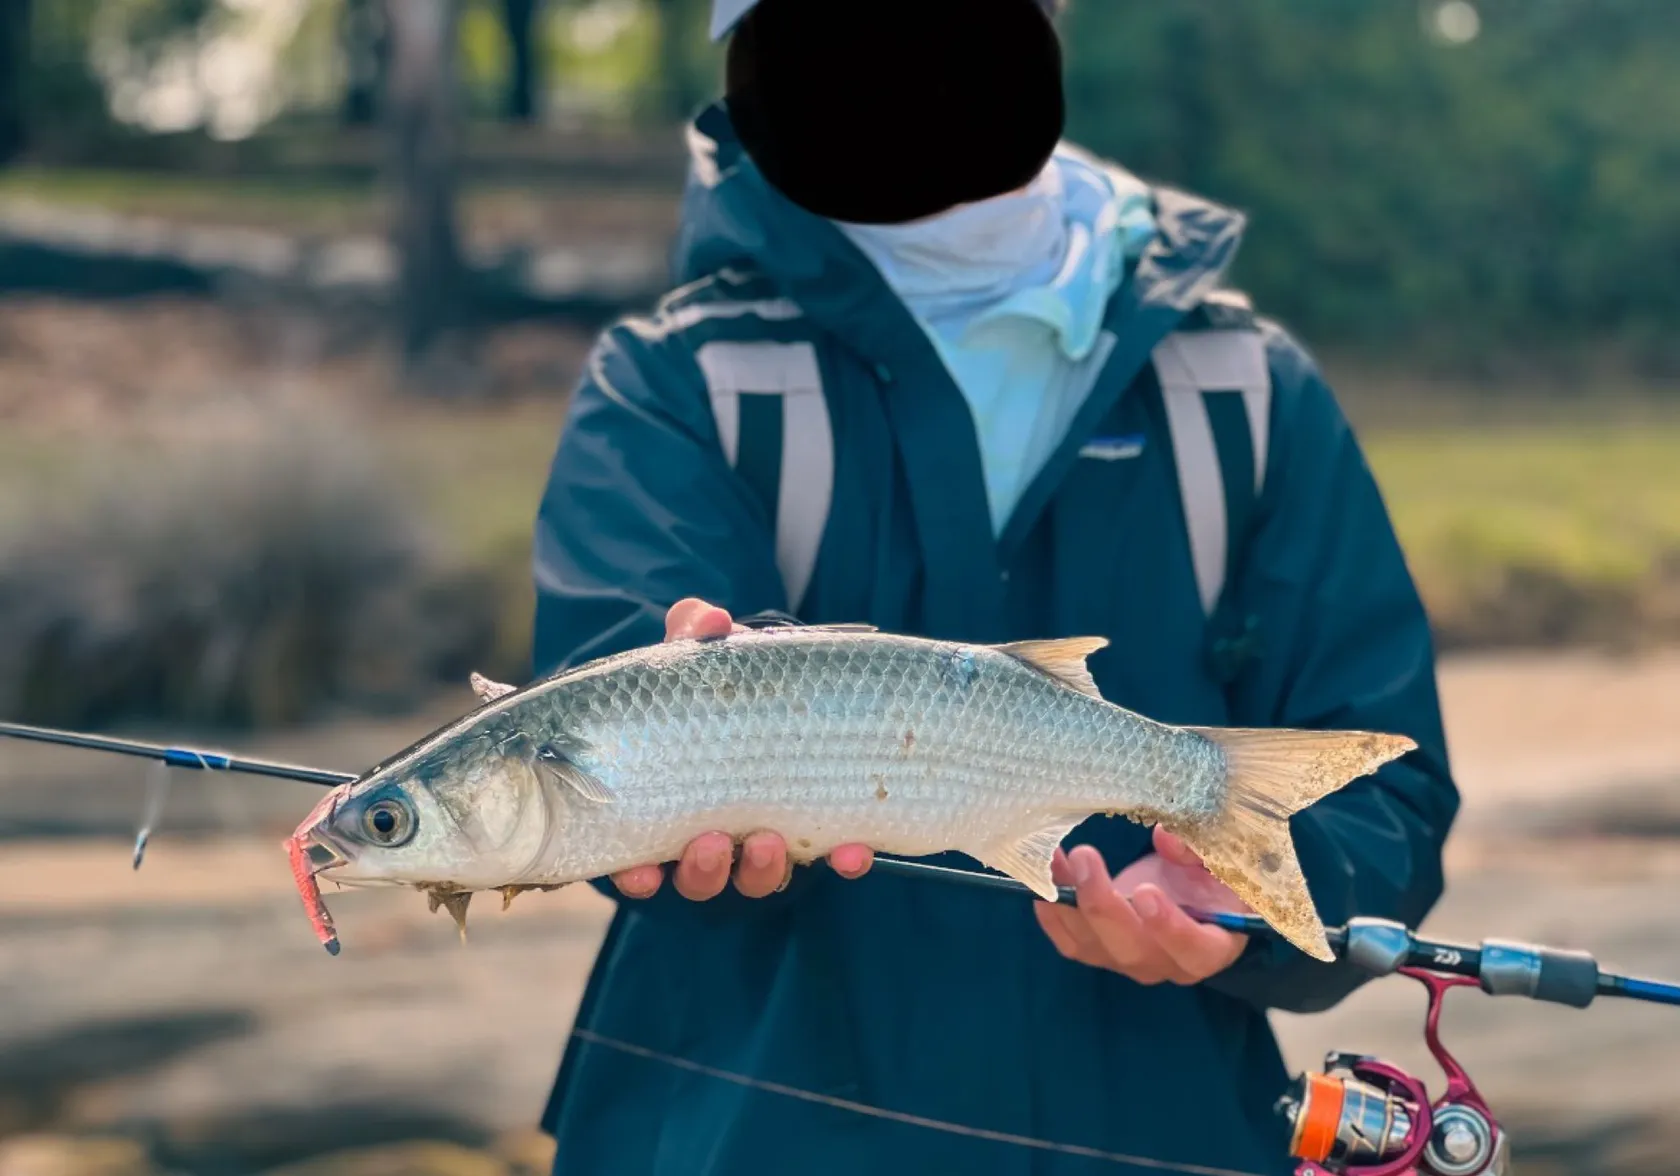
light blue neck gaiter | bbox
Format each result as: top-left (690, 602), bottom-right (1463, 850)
top-left (835, 148), bottom-right (1156, 535)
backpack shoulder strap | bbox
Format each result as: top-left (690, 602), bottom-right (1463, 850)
top-left (693, 338), bottom-right (833, 613)
top-left (1149, 290), bottom-right (1273, 620)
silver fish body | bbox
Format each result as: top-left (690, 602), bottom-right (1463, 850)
top-left (294, 626), bottom-right (1415, 960)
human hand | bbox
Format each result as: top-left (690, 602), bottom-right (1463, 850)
top-left (1033, 826), bottom-right (1249, 984)
top-left (609, 597), bottom-right (875, 901)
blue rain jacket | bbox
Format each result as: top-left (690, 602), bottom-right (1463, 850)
top-left (530, 103), bottom-right (1459, 1176)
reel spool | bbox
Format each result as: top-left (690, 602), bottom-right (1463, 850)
top-left (1275, 970), bottom-right (1509, 1176)
top-left (1277, 1056), bottom-right (1506, 1175)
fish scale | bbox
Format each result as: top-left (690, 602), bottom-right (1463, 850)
top-left (291, 624), bottom-right (1417, 960)
top-left (558, 635), bottom-right (1171, 858)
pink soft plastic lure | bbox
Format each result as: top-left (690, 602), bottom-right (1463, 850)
top-left (286, 789), bottom-right (342, 955)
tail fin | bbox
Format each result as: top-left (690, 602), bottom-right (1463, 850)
top-left (1170, 727), bottom-right (1417, 962)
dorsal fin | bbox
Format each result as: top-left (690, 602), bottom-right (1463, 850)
top-left (470, 672), bottom-right (518, 703)
top-left (996, 637), bottom-right (1109, 699)
top-left (737, 618), bottom-right (880, 634)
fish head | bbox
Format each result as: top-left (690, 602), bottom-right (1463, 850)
top-left (294, 740), bottom-right (555, 893)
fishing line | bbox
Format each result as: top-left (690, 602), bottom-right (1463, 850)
top-left (567, 1027), bottom-right (1265, 1176)
top-left (132, 760), bottom-right (174, 869)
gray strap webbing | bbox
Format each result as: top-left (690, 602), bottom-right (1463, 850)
top-left (695, 340), bottom-right (833, 612)
top-left (1151, 329), bottom-right (1272, 615)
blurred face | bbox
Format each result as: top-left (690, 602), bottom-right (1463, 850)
top-left (724, 0), bottom-right (1066, 225)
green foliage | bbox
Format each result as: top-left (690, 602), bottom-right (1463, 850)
top-left (627, 0), bottom-right (1680, 366)
top-left (21, 0), bottom-right (110, 136)
top-left (459, 0), bottom-right (512, 115)
top-left (1058, 0), bottom-right (1680, 367)
top-left (548, 0), bottom-right (661, 119)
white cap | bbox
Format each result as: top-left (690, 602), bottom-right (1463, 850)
top-left (710, 0), bottom-right (759, 40)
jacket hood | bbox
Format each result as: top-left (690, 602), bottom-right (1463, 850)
top-left (669, 101), bottom-right (1250, 359)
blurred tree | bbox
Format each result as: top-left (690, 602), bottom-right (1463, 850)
top-left (382, 0), bottom-right (473, 386)
top-left (2, 0), bottom-right (1673, 373)
top-left (501, 0), bottom-right (539, 120)
top-left (1058, 0), bottom-right (1680, 370)
top-left (341, 0), bottom-right (387, 125)
top-left (650, 0), bottom-right (714, 122)
top-left (0, 0), bottom-right (29, 164)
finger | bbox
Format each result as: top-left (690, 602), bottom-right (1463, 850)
top-left (1131, 883), bottom-right (1247, 980)
top-left (1068, 844), bottom-right (1165, 974)
top-left (1034, 900), bottom-right (1105, 967)
top-left (1037, 856), bottom-right (1104, 961)
top-left (1152, 826), bottom-right (1204, 869)
top-left (733, 831), bottom-right (790, 898)
top-left (1049, 845), bottom-right (1117, 961)
top-left (666, 598), bottom-right (734, 642)
top-left (828, 843), bottom-right (874, 879)
top-left (612, 864), bottom-right (663, 899)
top-left (673, 831), bottom-right (735, 900)
top-left (1050, 847), bottom-right (1077, 887)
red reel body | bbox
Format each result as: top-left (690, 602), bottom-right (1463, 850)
top-left (1277, 970), bottom-right (1510, 1176)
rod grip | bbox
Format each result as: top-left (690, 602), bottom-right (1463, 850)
top-left (1479, 938), bottom-right (1598, 1008)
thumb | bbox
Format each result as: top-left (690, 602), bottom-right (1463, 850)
top-left (1153, 826), bottom-right (1205, 869)
top-left (666, 598), bottom-right (734, 641)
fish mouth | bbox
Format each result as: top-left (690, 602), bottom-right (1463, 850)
top-left (297, 829), bottom-right (397, 889)
top-left (301, 829), bottom-right (349, 876)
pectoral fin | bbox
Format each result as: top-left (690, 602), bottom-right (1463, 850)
top-left (535, 744), bottom-right (616, 804)
top-left (974, 814), bottom-right (1088, 901)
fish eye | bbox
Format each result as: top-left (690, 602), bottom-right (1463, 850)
top-left (360, 798), bottom-right (415, 847)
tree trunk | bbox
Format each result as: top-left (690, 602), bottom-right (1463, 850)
top-left (0, 0), bottom-right (30, 165)
top-left (501, 0), bottom-right (539, 122)
top-left (381, 0), bottom-right (474, 389)
top-left (341, 0), bottom-right (386, 126)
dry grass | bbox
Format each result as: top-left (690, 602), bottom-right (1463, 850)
top-left (0, 401), bottom-right (500, 729)
top-left (1364, 419), bottom-right (1680, 650)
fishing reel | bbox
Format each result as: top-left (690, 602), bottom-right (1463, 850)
top-left (1277, 970), bottom-right (1507, 1175)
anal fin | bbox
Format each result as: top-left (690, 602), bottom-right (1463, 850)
top-left (975, 814), bottom-right (1088, 902)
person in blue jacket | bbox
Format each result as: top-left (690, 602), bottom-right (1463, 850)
top-left (529, 0), bottom-right (1461, 1172)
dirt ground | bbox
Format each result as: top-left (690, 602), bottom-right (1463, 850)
top-left (2, 648), bottom-right (1679, 1175)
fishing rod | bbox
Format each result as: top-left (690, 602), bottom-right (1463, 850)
top-left (3, 718), bottom-right (1675, 1005)
top-left (6, 718), bottom-right (1679, 1176)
